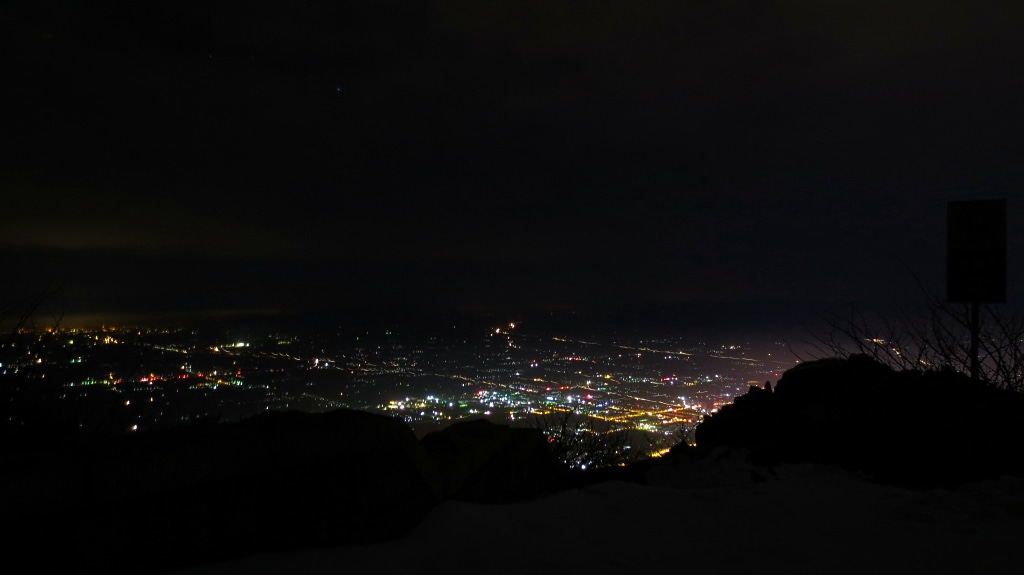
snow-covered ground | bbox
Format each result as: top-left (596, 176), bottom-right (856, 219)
top-left (168, 453), bottom-right (1024, 574)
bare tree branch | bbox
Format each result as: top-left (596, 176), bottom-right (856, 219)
top-left (812, 294), bottom-right (1024, 392)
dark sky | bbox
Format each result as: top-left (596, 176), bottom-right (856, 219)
top-left (3, 1), bottom-right (1023, 327)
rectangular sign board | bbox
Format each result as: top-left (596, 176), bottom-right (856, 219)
top-left (947, 199), bottom-right (1006, 303)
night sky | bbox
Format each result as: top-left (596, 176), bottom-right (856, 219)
top-left (4, 1), bottom-right (1023, 328)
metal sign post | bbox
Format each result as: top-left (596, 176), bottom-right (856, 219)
top-left (947, 199), bottom-right (1007, 380)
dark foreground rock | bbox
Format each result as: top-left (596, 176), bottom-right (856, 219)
top-left (420, 418), bottom-right (567, 503)
top-left (694, 354), bottom-right (1024, 489)
top-left (5, 409), bottom-right (442, 574)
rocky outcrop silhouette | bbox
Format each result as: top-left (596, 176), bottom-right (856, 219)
top-left (6, 409), bottom-right (442, 574)
top-left (694, 354), bottom-right (1024, 488)
top-left (420, 418), bottom-right (566, 503)
top-left (4, 409), bottom-right (578, 574)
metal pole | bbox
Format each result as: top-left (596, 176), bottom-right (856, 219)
top-left (970, 301), bottom-right (980, 381)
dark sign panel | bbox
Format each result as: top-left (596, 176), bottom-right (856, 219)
top-left (947, 199), bottom-right (1007, 303)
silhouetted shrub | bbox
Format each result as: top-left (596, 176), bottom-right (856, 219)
top-left (519, 409), bottom-right (654, 471)
top-left (816, 298), bottom-right (1024, 393)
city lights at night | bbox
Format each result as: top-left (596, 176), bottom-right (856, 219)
top-left (4, 1), bottom-right (1024, 574)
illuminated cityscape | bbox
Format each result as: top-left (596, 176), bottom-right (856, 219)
top-left (0, 315), bottom-right (801, 465)
top-left (3, 3), bottom-right (1022, 573)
